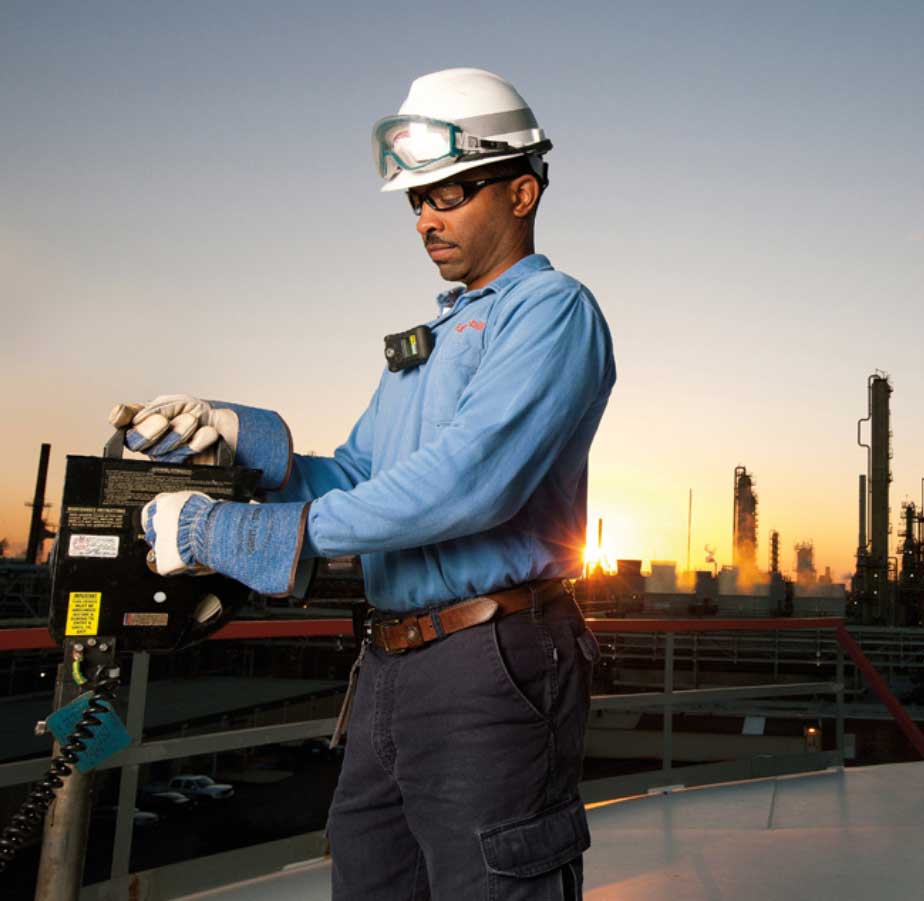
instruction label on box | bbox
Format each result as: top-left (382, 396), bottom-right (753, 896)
top-left (65, 507), bottom-right (126, 530)
top-left (68, 534), bottom-right (120, 559)
top-left (66, 592), bottom-right (102, 636)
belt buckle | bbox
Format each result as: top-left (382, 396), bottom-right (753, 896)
top-left (373, 616), bottom-right (408, 655)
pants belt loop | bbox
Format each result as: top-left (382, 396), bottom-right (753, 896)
top-left (530, 581), bottom-right (543, 623)
top-left (429, 608), bottom-right (446, 639)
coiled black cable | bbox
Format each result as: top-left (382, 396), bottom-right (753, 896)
top-left (0, 669), bottom-right (120, 873)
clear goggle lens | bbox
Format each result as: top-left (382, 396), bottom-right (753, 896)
top-left (373, 116), bottom-right (461, 179)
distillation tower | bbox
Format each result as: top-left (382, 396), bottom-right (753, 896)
top-left (769, 530), bottom-right (780, 574)
top-left (854, 373), bottom-right (892, 624)
top-left (898, 501), bottom-right (924, 625)
top-left (733, 466), bottom-right (758, 576)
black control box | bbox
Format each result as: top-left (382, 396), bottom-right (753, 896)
top-left (49, 456), bottom-right (261, 653)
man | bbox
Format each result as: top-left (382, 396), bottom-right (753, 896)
top-left (117, 68), bottom-right (615, 899)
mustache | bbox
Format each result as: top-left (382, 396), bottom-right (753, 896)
top-left (424, 234), bottom-right (457, 248)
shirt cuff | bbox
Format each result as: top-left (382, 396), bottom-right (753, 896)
top-left (303, 503), bottom-right (324, 558)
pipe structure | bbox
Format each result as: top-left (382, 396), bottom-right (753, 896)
top-left (26, 444), bottom-right (51, 565)
top-left (852, 474), bottom-right (869, 608)
top-left (34, 653), bottom-right (94, 901)
top-left (901, 503), bottom-right (916, 567)
top-left (858, 474), bottom-right (867, 552)
top-left (898, 502), bottom-right (924, 626)
top-left (687, 489), bottom-right (692, 575)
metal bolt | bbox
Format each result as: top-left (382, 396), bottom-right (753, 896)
top-left (73, 643), bottom-right (84, 652)
top-left (87, 638), bottom-right (97, 647)
top-left (99, 643), bottom-right (110, 652)
top-left (34, 720), bottom-right (47, 736)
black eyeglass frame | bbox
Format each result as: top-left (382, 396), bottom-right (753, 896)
top-left (406, 174), bottom-right (515, 216)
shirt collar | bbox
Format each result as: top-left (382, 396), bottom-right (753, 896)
top-left (433, 254), bottom-right (553, 312)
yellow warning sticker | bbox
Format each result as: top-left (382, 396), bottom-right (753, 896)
top-left (66, 592), bottom-right (102, 636)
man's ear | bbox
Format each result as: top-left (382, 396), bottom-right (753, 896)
top-left (509, 174), bottom-right (541, 219)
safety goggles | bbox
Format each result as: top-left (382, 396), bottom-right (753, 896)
top-left (373, 114), bottom-right (538, 180)
top-left (407, 175), bottom-right (514, 216)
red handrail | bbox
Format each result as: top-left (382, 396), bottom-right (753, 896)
top-left (835, 624), bottom-right (924, 757)
top-left (0, 628), bottom-right (56, 651)
top-left (586, 616), bottom-right (844, 633)
top-left (212, 619), bottom-right (352, 640)
top-left (0, 615), bottom-right (844, 651)
top-left (0, 620), bottom-right (355, 651)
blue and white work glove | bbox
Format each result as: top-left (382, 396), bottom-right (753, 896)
top-left (141, 491), bottom-right (310, 597)
top-left (108, 395), bottom-right (292, 490)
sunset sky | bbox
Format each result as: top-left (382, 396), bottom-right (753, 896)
top-left (3, 2), bottom-right (923, 582)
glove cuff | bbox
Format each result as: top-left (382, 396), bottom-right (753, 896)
top-left (197, 501), bottom-right (310, 597)
top-left (177, 494), bottom-right (217, 566)
top-left (221, 403), bottom-right (293, 492)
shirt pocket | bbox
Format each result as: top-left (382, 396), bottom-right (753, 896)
top-left (422, 345), bottom-right (482, 427)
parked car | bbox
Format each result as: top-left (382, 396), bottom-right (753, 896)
top-left (93, 806), bottom-right (160, 829)
top-left (168, 774), bottom-right (234, 801)
top-left (138, 789), bottom-right (192, 816)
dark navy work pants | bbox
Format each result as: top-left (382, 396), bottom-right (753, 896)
top-left (327, 590), bottom-right (599, 900)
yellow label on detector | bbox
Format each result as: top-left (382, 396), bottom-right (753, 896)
top-left (66, 592), bottom-right (102, 636)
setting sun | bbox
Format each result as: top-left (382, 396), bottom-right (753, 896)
top-left (582, 542), bottom-right (620, 575)
top-left (582, 512), bottom-right (639, 575)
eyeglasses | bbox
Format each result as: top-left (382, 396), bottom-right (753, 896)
top-left (407, 175), bottom-right (514, 216)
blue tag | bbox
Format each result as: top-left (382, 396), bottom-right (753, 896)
top-left (46, 695), bottom-right (132, 773)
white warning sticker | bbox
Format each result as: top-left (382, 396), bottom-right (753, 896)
top-left (68, 534), bottom-right (120, 559)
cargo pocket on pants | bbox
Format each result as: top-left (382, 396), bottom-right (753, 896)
top-left (478, 796), bottom-right (590, 900)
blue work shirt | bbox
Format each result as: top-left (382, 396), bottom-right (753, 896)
top-left (277, 254), bottom-right (616, 611)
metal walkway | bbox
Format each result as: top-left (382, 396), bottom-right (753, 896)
top-left (152, 760), bottom-right (924, 901)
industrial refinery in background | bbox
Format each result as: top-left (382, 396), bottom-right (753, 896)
top-left (578, 370), bottom-right (924, 625)
top-left (578, 453), bottom-right (848, 619)
top-left (852, 373), bottom-right (924, 626)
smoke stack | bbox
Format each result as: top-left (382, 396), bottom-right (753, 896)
top-left (687, 489), bottom-right (692, 574)
top-left (26, 443), bottom-right (51, 564)
top-left (858, 473), bottom-right (867, 552)
top-left (869, 375), bottom-right (891, 570)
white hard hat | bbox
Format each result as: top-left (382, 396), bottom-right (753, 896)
top-left (373, 67), bottom-right (551, 193)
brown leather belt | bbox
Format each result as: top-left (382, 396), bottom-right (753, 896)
top-left (368, 580), bottom-right (567, 654)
